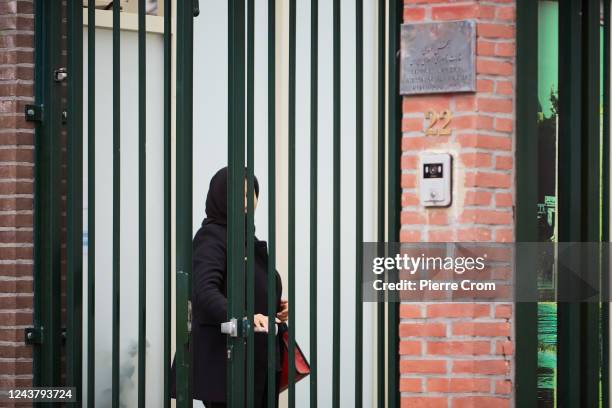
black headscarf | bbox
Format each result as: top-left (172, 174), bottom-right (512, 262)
top-left (203, 167), bottom-right (259, 226)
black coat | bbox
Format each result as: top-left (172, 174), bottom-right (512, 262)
top-left (179, 221), bottom-right (283, 403)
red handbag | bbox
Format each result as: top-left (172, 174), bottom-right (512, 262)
top-left (278, 323), bottom-right (310, 392)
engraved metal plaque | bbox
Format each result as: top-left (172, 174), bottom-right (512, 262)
top-left (400, 20), bottom-right (476, 95)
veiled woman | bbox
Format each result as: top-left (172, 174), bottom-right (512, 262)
top-left (173, 167), bottom-right (288, 408)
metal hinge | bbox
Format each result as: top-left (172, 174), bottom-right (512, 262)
top-left (220, 316), bottom-right (250, 338)
top-left (24, 104), bottom-right (43, 122)
top-left (24, 327), bottom-right (42, 345)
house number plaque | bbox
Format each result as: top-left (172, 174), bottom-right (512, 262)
top-left (400, 20), bottom-right (476, 95)
top-left (425, 109), bottom-right (453, 136)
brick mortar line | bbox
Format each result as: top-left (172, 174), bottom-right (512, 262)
top-left (403, 186), bottom-right (512, 193)
top-left (401, 374), bottom-right (511, 379)
top-left (0, 13), bottom-right (36, 18)
top-left (400, 227), bottom-right (513, 231)
top-left (400, 203), bottom-right (513, 208)
top-left (0, 30), bottom-right (35, 35)
top-left (402, 118), bottom-right (514, 126)
top-left (479, 1), bottom-right (514, 5)
top-left (400, 355), bottom-right (512, 359)
top-left (402, 167), bottom-right (513, 174)
top-left (0, 113), bottom-right (37, 119)
top-left (401, 390), bottom-right (511, 394)
top-left (400, 128), bottom-right (515, 135)
top-left (400, 393), bottom-right (511, 398)
top-left (0, 341), bottom-right (31, 347)
top-left (0, 375), bottom-right (34, 379)
top-left (401, 388), bottom-right (512, 392)
top-left (0, 162), bottom-right (35, 166)
top-left (0, 80), bottom-right (34, 85)
top-left (0, 64), bottom-right (35, 69)
top-left (0, 96), bottom-right (36, 101)
top-left (400, 354), bottom-right (513, 358)
top-left (0, 276), bottom-right (34, 281)
top-left (0, 128), bottom-right (34, 133)
top-left (400, 316), bottom-right (512, 322)
top-left (0, 358), bottom-right (34, 363)
top-left (475, 55), bottom-right (516, 63)
top-left (402, 112), bottom-right (515, 120)
top-left (476, 37), bottom-right (516, 44)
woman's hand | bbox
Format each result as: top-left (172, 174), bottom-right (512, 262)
top-left (276, 299), bottom-right (289, 322)
top-left (253, 314), bottom-right (280, 332)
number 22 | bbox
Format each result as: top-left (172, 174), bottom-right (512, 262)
top-left (425, 109), bottom-right (453, 136)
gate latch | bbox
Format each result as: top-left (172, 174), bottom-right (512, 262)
top-left (221, 318), bottom-right (237, 337)
top-left (220, 317), bottom-right (251, 338)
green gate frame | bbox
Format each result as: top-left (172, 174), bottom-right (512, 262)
top-left (30, 1), bottom-right (404, 407)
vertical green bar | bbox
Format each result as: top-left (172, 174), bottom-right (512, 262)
top-left (163, 0), bottom-right (172, 408)
top-left (558, 0), bottom-right (586, 406)
top-left (163, 0), bottom-right (172, 405)
top-left (601, 0), bottom-right (608, 246)
top-left (228, 1), bottom-right (246, 407)
top-left (375, 0), bottom-right (386, 405)
top-left (87, 1), bottom-right (96, 406)
top-left (111, 1), bottom-right (121, 406)
top-left (309, 0), bottom-right (318, 406)
top-left (32, 0), bottom-right (42, 387)
top-left (137, 0), bottom-right (147, 406)
top-left (332, 0), bottom-right (341, 406)
top-left (514, 0), bottom-right (538, 406)
top-left (602, 1), bottom-right (610, 406)
top-left (584, 0), bottom-right (600, 240)
top-left (33, 0), bottom-right (63, 390)
top-left (267, 0), bottom-right (277, 406)
top-left (176, 0), bottom-right (194, 407)
top-left (582, 0), bottom-right (601, 406)
top-left (354, 0), bottom-right (363, 406)
top-left (288, 0), bottom-right (296, 406)
top-left (387, 0), bottom-right (402, 406)
top-left (67, 0), bottom-right (84, 403)
top-left (246, 0), bottom-right (256, 405)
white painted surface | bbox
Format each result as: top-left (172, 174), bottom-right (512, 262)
top-left (83, 27), bottom-right (166, 407)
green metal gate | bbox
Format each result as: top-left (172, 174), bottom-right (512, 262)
top-left (515, 0), bottom-right (610, 406)
top-left (30, 0), bottom-right (404, 407)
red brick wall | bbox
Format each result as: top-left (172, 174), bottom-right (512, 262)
top-left (0, 0), bottom-right (35, 389)
top-left (400, 0), bottom-right (515, 406)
